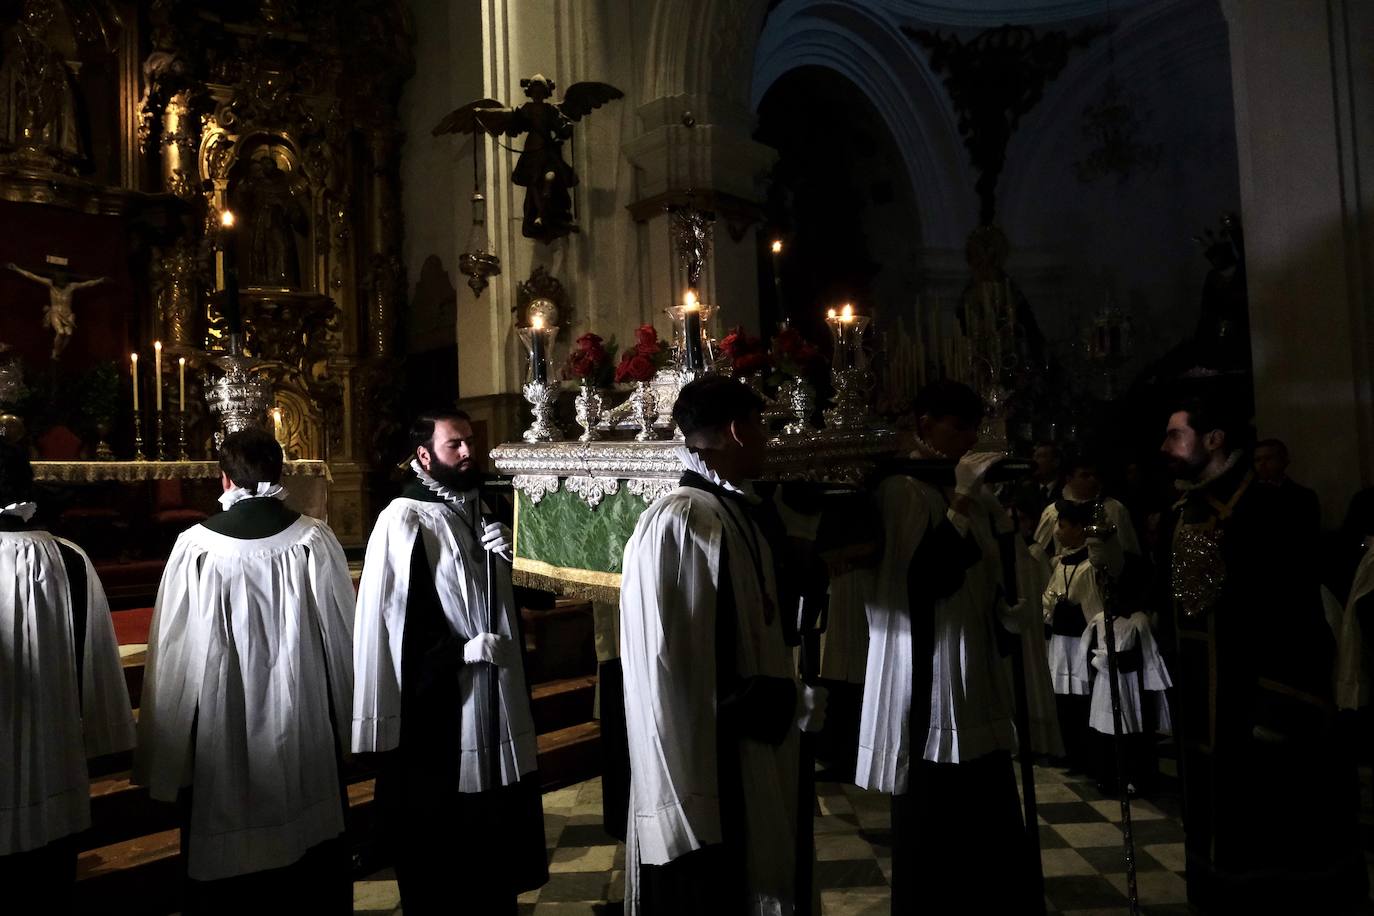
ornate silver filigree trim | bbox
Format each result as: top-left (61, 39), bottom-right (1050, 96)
top-left (566, 475), bottom-right (620, 509)
top-left (627, 477), bottom-right (677, 504)
top-left (511, 474), bottom-right (561, 504)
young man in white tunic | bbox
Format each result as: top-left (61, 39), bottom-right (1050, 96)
top-left (353, 410), bottom-right (547, 914)
top-left (620, 376), bottom-right (827, 916)
top-left (135, 429), bottom-right (355, 913)
top-left (1079, 608), bottom-right (1171, 794)
top-left (1034, 455), bottom-right (1140, 558)
top-left (1041, 498), bottom-right (1123, 774)
top-left (0, 442), bottom-right (134, 906)
top-left (856, 380), bottom-right (1035, 912)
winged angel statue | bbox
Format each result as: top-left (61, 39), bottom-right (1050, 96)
top-left (433, 74), bottom-right (623, 243)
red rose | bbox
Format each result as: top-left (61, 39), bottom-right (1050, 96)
top-left (635, 341), bottom-right (660, 357)
top-left (576, 332), bottom-right (604, 352)
top-left (720, 325), bottom-right (747, 358)
top-left (735, 352), bottom-right (773, 374)
top-left (634, 324), bottom-right (659, 349)
top-left (615, 350), bottom-right (656, 383)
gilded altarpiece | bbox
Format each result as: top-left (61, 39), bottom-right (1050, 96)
top-left (0, 1), bottom-right (414, 547)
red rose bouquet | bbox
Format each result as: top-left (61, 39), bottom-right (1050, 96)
top-left (772, 327), bottom-right (827, 382)
top-left (720, 325), bottom-right (774, 377)
top-left (615, 324), bottom-right (669, 383)
top-left (563, 332), bottom-right (617, 387)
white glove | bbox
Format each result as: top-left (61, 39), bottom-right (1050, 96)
top-left (796, 684), bottom-right (828, 733)
top-left (463, 633), bottom-right (517, 667)
top-left (1091, 648), bottom-right (1108, 672)
top-left (480, 521), bottom-right (513, 560)
top-left (953, 451), bottom-right (1005, 496)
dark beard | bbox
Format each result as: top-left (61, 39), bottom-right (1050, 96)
top-left (426, 455), bottom-right (484, 493)
top-left (1164, 453), bottom-right (1207, 479)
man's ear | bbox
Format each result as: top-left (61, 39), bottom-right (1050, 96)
top-left (416, 445), bottom-right (432, 470)
top-left (220, 471), bottom-right (233, 492)
top-left (727, 419), bottom-right (746, 449)
top-left (1203, 429), bottom-right (1226, 453)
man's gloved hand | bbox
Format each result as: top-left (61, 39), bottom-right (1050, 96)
top-left (954, 452), bottom-right (1005, 497)
top-left (1091, 648), bottom-right (1108, 672)
top-left (797, 683), bottom-right (829, 733)
top-left (463, 632), bottom-right (517, 667)
top-left (1086, 536), bottom-right (1124, 577)
top-left (481, 521), bottom-right (513, 560)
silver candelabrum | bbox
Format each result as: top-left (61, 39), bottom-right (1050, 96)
top-left (522, 380), bottom-right (562, 443)
top-left (824, 368), bottom-right (871, 432)
top-left (574, 382), bottom-right (604, 442)
top-left (205, 334), bottom-right (272, 449)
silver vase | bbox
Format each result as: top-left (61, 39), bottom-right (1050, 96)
top-left (574, 381), bottom-right (603, 442)
top-left (781, 377), bottom-right (817, 437)
top-left (632, 381), bottom-right (659, 442)
top-left (522, 380), bottom-right (563, 443)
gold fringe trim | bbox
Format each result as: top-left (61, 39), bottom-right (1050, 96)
top-left (512, 565), bottom-right (622, 604)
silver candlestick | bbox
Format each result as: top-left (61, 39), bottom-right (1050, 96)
top-left (824, 368), bottom-right (871, 432)
top-left (780, 377), bottom-right (817, 437)
top-left (522, 380), bottom-right (562, 443)
top-left (574, 382), bottom-right (603, 442)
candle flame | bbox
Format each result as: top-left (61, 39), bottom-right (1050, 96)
top-left (683, 290), bottom-right (699, 311)
top-left (273, 407), bottom-right (282, 421)
top-left (154, 340), bottom-right (162, 352)
top-left (531, 314), bottom-right (544, 330)
top-left (221, 210), bottom-right (236, 228)
top-left (841, 303), bottom-right (854, 321)
top-left (179, 356), bottom-right (186, 366)
top-left (826, 308), bottom-right (837, 319)
top-left (131, 352), bottom-right (138, 363)
top-left (771, 240), bottom-right (782, 254)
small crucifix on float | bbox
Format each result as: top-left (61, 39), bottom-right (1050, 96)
top-left (6, 256), bottom-right (107, 360)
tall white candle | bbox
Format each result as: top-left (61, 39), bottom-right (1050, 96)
top-left (153, 341), bottom-right (163, 412)
top-left (178, 357), bottom-right (186, 412)
top-left (130, 352), bottom-right (139, 411)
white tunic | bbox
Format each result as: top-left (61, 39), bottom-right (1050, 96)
top-left (1, 531), bottom-right (134, 855)
top-left (857, 477), bottom-right (1017, 795)
top-left (1034, 492), bottom-right (1140, 557)
top-left (135, 516), bottom-right (355, 880)
top-left (819, 569), bottom-right (869, 684)
top-left (352, 496), bottom-right (538, 790)
top-left (1042, 551), bottom-right (1101, 696)
top-left (1080, 612), bottom-right (1172, 735)
top-left (1006, 537), bottom-right (1064, 757)
top-left (1336, 544), bottom-right (1374, 711)
top-left (620, 485), bottom-right (801, 916)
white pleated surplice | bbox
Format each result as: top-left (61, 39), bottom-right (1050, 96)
top-left (1081, 611), bottom-right (1172, 734)
top-left (857, 477), bottom-right (1017, 795)
top-left (1005, 537), bottom-right (1064, 757)
top-left (620, 487), bottom-right (800, 916)
top-left (1337, 544), bottom-right (1374, 711)
top-left (352, 497), bottom-right (538, 790)
top-left (134, 517), bottom-right (355, 881)
top-left (1, 531), bottom-right (135, 855)
top-left (819, 569), bottom-right (871, 685)
top-left (1042, 552), bottom-right (1104, 696)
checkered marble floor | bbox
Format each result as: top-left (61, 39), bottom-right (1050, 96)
top-left (353, 755), bottom-right (1196, 915)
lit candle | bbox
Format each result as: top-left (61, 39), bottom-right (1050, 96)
top-left (770, 239), bottom-right (785, 326)
top-left (273, 407), bottom-right (284, 443)
top-left (682, 290), bottom-right (704, 371)
top-left (130, 352), bottom-right (139, 412)
top-left (529, 315), bottom-right (548, 384)
top-left (153, 341), bottom-right (163, 412)
top-left (178, 356), bottom-right (186, 412)
top-left (220, 210), bottom-right (241, 335)
top-left (839, 304), bottom-right (856, 369)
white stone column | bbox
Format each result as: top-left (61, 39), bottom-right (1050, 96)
top-left (1223, 0), bottom-right (1374, 523)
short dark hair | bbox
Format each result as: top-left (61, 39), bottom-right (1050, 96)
top-left (1056, 499), bottom-right (1095, 526)
top-left (1066, 454), bottom-right (1100, 476)
top-left (1174, 396), bottom-right (1251, 453)
top-left (219, 427), bottom-right (284, 488)
top-left (410, 410), bottom-right (473, 454)
top-left (0, 440), bottom-right (34, 507)
top-left (912, 380), bottom-right (984, 425)
top-left (672, 375), bottom-right (765, 440)
top-left (1254, 438), bottom-right (1289, 459)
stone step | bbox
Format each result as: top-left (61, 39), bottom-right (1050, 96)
top-left (530, 674), bottom-right (597, 734)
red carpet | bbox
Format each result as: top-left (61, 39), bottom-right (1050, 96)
top-left (112, 607), bottom-right (153, 646)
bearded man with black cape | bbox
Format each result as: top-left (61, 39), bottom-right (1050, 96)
top-left (352, 410), bottom-right (547, 914)
top-left (619, 376), bottom-right (827, 915)
top-left (1158, 396), bottom-right (1365, 909)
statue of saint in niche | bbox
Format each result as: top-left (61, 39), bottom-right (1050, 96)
top-left (233, 154), bottom-right (309, 288)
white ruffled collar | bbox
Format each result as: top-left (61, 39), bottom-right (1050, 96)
top-left (909, 434), bottom-right (951, 460)
top-left (675, 446), bottom-right (759, 503)
top-left (218, 482), bottom-right (288, 512)
top-left (410, 459), bottom-right (476, 511)
top-left (1, 501), bottom-right (37, 521)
